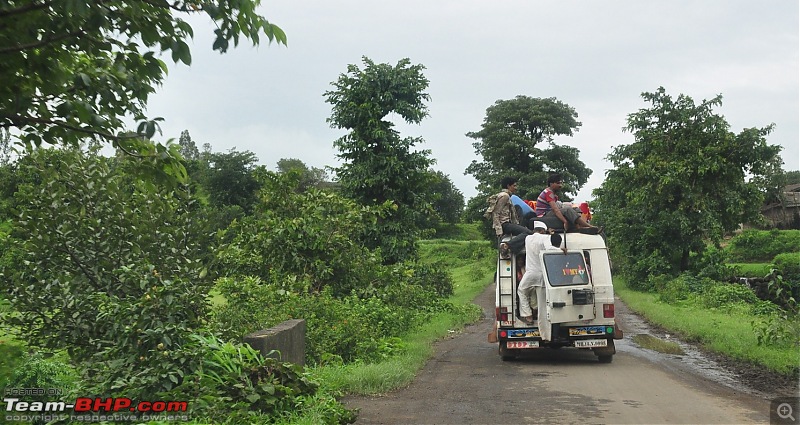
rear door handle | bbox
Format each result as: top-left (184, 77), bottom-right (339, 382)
top-left (553, 302), bottom-right (566, 308)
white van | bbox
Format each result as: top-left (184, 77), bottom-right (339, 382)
top-left (492, 232), bottom-right (623, 362)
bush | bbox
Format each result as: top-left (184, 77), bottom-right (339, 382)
top-left (701, 283), bottom-right (759, 308)
top-left (726, 229), bottom-right (800, 262)
top-left (4, 149), bottom-right (212, 397)
top-left (773, 252), bottom-right (800, 283)
top-left (211, 276), bottom-right (431, 365)
top-left (216, 173), bottom-right (388, 297)
top-left (4, 352), bottom-right (80, 413)
top-left (170, 334), bottom-right (355, 424)
top-left (656, 276), bottom-right (691, 304)
top-left (752, 312), bottom-right (800, 348)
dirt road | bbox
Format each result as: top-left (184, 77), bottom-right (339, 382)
top-left (342, 282), bottom-right (797, 424)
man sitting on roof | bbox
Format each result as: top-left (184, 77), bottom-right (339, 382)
top-left (535, 173), bottom-right (600, 233)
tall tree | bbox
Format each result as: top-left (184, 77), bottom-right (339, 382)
top-left (466, 95), bottom-right (590, 200)
top-left (191, 148), bottom-right (261, 214)
top-left (325, 57), bottom-right (435, 264)
top-left (0, 1), bottom-right (285, 180)
top-left (276, 158), bottom-right (330, 192)
top-left (426, 169), bottom-right (464, 227)
top-left (178, 130), bottom-right (200, 161)
top-left (594, 87), bottom-right (783, 284)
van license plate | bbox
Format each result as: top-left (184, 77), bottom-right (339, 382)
top-left (574, 339), bottom-right (607, 348)
top-left (507, 341), bottom-right (539, 349)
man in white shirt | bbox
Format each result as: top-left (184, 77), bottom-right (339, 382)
top-left (517, 221), bottom-right (566, 341)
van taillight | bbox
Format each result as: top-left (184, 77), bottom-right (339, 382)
top-left (496, 307), bottom-right (509, 321)
top-left (603, 303), bottom-right (615, 318)
top-left (500, 330), bottom-right (507, 338)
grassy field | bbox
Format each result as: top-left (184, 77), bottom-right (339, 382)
top-left (730, 262), bottom-right (772, 277)
top-left (615, 277), bottom-right (799, 376)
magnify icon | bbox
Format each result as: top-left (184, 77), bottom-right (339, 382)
top-left (777, 403), bottom-right (795, 421)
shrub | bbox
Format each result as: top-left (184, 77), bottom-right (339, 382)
top-left (4, 352), bottom-right (80, 408)
top-left (170, 334), bottom-right (356, 424)
top-left (752, 312), bottom-right (800, 348)
top-left (726, 229), bottom-right (800, 262)
top-left (701, 282), bottom-right (759, 308)
top-left (656, 276), bottom-right (691, 304)
top-left (217, 172), bottom-right (388, 297)
top-left (211, 276), bottom-right (428, 365)
top-left (690, 245), bottom-right (736, 281)
top-left (773, 252), bottom-right (800, 283)
top-left (4, 149), bottom-right (212, 397)
top-left (751, 300), bottom-right (783, 316)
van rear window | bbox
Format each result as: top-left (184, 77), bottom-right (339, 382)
top-left (543, 252), bottom-right (590, 286)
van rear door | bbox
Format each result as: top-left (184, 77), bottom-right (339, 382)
top-left (541, 251), bottom-right (595, 325)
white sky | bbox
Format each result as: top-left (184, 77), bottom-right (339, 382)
top-left (146, 0), bottom-right (799, 203)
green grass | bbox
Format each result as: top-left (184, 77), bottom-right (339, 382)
top-left (615, 278), bottom-right (799, 376)
top-left (730, 262), bottom-right (772, 277)
top-left (0, 331), bottom-right (25, 389)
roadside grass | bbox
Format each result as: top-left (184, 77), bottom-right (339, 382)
top-left (311, 237), bottom-right (494, 396)
top-left (615, 277), bottom-right (799, 376)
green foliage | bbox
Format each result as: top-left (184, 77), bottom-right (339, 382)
top-left (465, 95), bottom-right (590, 200)
top-left (655, 273), bottom-right (716, 304)
top-left (217, 172), bottom-right (386, 296)
top-left (276, 158), bottom-right (330, 192)
top-left (690, 244), bottom-right (736, 281)
top-left (726, 229), bottom-right (800, 262)
top-left (171, 334), bottom-right (353, 424)
top-left (701, 282), bottom-right (760, 308)
top-left (753, 312), bottom-right (800, 348)
top-left (595, 87), bottom-right (783, 283)
top-left (772, 252), bottom-right (800, 283)
top-left (325, 57), bottom-right (435, 264)
top-left (4, 149), bottom-right (211, 396)
top-left (0, 343), bottom-right (24, 396)
top-left (211, 276), bottom-right (441, 365)
top-left (616, 277), bottom-right (799, 375)
top-left (4, 352), bottom-right (80, 400)
top-left (201, 149), bottom-right (262, 213)
top-left (424, 169), bottom-right (465, 230)
top-left (0, 0), bottom-right (285, 179)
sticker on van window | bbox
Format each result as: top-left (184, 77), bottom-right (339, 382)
top-left (544, 252), bottom-right (590, 286)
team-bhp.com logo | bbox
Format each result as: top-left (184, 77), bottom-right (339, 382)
top-left (4, 393), bottom-right (189, 422)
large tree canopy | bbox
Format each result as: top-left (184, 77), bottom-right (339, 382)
top-left (466, 95), bottom-right (590, 200)
top-left (325, 57), bottom-right (435, 264)
top-left (594, 87), bottom-right (783, 284)
top-left (0, 0), bottom-right (285, 178)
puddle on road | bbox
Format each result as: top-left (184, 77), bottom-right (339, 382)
top-left (614, 297), bottom-right (763, 398)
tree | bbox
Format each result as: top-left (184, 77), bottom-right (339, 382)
top-left (4, 148), bottom-right (209, 395)
top-left (202, 149), bottom-right (261, 214)
top-left (593, 87), bottom-right (783, 284)
top-left (0, 1), bottom-right (285, 179)
top-left (276, 158), bottom-right (330, 192)
top-left (466, 95), bottom-right (591, 201)
top-left (178, 130), bottom-right (200, 161)
top-left (325, 57), bottom-right (435, 264)
top-left (424, 169), bottom-right (464, 230)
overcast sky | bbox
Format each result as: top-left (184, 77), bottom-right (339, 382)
top-left (146, 0), bottom-right (799, 202)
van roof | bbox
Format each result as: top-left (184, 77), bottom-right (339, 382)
top-left (561, 233), bottom-right (608, 250)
